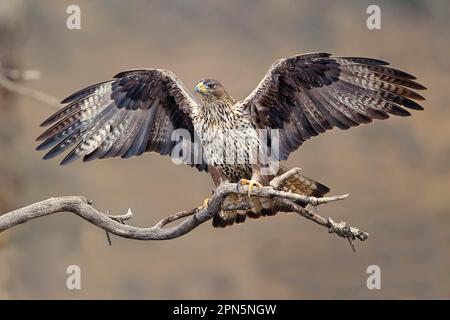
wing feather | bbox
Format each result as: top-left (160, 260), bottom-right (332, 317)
top-left (242, 53), bottom-right (426, 160)
top-left (37, 69), bottom-right (207, 171)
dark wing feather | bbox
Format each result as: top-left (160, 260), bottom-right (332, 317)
top-left (241, 52), bottom-right (426, 160)
top-left (37, 69), bottom-right (207, 171)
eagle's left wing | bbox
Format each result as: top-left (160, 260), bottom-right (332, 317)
top-left (241, 53), bottom-right (426, 160)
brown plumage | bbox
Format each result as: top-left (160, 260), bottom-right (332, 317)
top-left (211, 166), bottom-right (330, 227)
top-left (36, 53), bottom-right (426, 227)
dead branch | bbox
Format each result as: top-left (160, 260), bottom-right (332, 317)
top-left (0, 168), bottom-right (368, 250)
top-left (0, 69), bottom-right (368, 249)
top-left (0, 66), bottom-right (60, 108)
top-left (0, 68), bottom-right (369, 250)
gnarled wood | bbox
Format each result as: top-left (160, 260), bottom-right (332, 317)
top-left (0, 168), bottom-right (368, 251)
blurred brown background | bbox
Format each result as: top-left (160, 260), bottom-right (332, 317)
top-left (0, 0), bottom-right (449, 299)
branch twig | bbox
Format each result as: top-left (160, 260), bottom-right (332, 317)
top-left (0, 168), bottom-right (369, 250)
top-left (0, 68), bottom-right (60, 108)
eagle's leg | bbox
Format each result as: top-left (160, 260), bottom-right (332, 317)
top-left (239, 165), bottom-right (271, 216)
top-left (209, 167), bottom-right (245, 227)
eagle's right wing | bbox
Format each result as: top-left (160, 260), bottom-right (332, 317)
top-left (36, 69), bottom-right (207, 171)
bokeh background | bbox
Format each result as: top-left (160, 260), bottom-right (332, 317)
top-left (0, 0), bottom-right (449, 299)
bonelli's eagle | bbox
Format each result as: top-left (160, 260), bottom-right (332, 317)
top-left (36, 53), bottom-right (425, 227)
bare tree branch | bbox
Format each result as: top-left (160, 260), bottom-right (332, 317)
top-left (0, 68), bottom-right (369, 249)
top-left (0, 168), bottom-right (369, 250)
top-left (0, 67), bottom-right (60, 108)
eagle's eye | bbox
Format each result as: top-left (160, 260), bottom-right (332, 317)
top-left (207, 83), bottom-right (216, 89)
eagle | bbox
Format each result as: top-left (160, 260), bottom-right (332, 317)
top-left (36, 53), bottom-right (425, 227)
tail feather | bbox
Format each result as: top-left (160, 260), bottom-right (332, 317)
top-left (212, 168), bottom-right (330, 228)
top-left (278, 170), bottom-right (330, 197)
top-left (212, 194), bottom-right (247, 228)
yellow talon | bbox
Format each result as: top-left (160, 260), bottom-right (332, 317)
top-left (239, 179), bottom-right (263, 197)
top-left (198, 198), bottom-right (210, 210)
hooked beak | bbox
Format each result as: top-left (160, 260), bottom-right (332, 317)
top-left (195, 82), bottom-right (208, 94)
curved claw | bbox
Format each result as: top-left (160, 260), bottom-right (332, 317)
top-left (238, 179), bottom-right (263, 197)
top-left (197, 198), bottom-right (210, 210)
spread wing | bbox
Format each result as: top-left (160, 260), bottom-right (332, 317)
top-left (36, 69), bottom-right (207, 171)
top-left (242, 52), bottom-right (426, 160)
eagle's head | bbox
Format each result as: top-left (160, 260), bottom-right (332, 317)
top-left (194, 79), bottom-right (227, 99)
